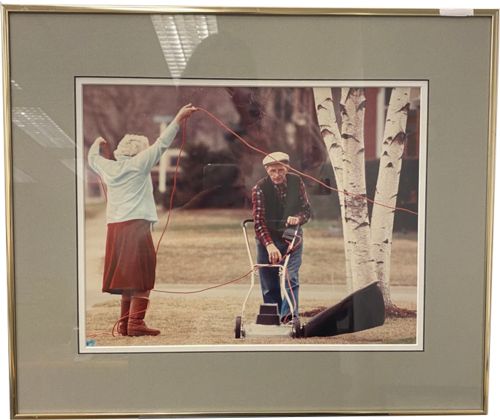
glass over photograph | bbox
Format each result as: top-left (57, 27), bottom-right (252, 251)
top-left (76, 78), bottom-right (427, 353)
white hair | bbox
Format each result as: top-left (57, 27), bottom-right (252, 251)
top-left (113, 134), bottom-right (149, 159)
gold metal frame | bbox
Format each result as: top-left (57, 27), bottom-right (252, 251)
top-left (2, 5), bottom-right (497, 419)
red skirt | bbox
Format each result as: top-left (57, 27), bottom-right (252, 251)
top-left (102, 219), bottom-right (156, 294)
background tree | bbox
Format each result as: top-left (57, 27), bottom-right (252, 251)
top-left (223, 86), bottom-right (325, 184)
top-left (175, 142), bottom-right (249, 208)
top-left (83, 85), bottom-right (179, 152)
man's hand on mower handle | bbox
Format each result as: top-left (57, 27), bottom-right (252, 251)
top-left (266, 243), bottom-right (282, 264)
top-left (286, 216), bottom-right (300, 226)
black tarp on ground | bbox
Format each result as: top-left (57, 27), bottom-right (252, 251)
top-left (302, 281), bottom-right (385, 337)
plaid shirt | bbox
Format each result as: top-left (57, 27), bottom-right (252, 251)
top-left (252, 177), bottom-right (311, 246)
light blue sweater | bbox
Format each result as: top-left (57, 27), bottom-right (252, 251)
top-left (88, 121), bottom-right (179, 224)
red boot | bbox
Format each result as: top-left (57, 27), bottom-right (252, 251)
top-left (127, 297), bottom-right (160, 336)
top-left (117, 295), bottom-right (131, 336)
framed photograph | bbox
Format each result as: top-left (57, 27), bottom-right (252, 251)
top-left (77, 78), bottom-right (426, 353)
top-left (2, 4), bottom-right (497, 417)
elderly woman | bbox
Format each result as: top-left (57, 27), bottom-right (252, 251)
top-left (88, 104), bottom-right (197, 337)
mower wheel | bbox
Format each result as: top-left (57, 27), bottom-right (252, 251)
top-left (291, 317), bottom-right (302, 338)
top-left (235, 316), bottom-right (242, 339)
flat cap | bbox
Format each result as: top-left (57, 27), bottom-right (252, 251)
top-left (262, 151), bottom-right (290, 167)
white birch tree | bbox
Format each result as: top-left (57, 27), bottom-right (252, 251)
top-left (371, 88), bottom-right (411, 308)
top-left (340, 88), bottom-right (376, 291)
top-left (312, 87), bottom-right (353, 293)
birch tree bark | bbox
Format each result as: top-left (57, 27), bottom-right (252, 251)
top-left (312, 87), bottom-right (353, 293)
top-left (340, 88), bottom-right (376, 291)
top-left (371, 87), bottom-right (411, 307)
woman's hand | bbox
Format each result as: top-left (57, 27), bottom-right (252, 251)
top-left (174, 103), bottom-right (198, 123)
top-left (94, 136), bottom-right (107, 146)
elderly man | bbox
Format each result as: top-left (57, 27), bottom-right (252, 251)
top-left (252, 152), bottom-right (311, 323)
top-left (88, 103), bottom-right (197, 337)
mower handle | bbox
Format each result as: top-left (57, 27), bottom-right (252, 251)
top-left (242, 219), bottom-right (254, 228)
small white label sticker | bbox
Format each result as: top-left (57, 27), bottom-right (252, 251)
top-left (439, 9), bottom-right (474, 16)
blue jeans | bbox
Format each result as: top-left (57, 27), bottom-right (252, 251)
top-left (256, 237), bottom-right (303, 320)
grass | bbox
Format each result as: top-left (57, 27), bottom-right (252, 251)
top-left (152, 208), bottom-right (417, 286)
top-left (85, 206), bottom-right (418, 347)
top-left (86, 295), bottom-right (417, 347)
